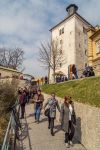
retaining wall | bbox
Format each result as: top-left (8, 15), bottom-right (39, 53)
top-left (43, 93), bottom-right (100, 150)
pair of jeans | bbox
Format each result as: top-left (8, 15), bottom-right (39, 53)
top-left (48, 117), bottom-right (55, 133)
top-left (34, 105), bottom-right (41, 122)
top-left (65, 121), bottom-right (75, 143)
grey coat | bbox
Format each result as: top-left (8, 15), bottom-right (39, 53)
top-left (44, 98), bottom-right (60, 118)
top-left (60, 103), bottom-right (76, 132)
top-left (60, 103), bottom-right (69, 132)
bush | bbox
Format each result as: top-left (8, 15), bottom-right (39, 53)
top-left (0, 81), bottom-right (18, 146)
top-left (0, 82), bottom-right (18, 115)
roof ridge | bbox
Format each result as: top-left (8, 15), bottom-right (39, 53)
top-left (50, 12), bottom-right (93, 31)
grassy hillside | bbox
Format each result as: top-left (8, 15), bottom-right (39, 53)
top-left (42, 76), bottom-right (100, 107)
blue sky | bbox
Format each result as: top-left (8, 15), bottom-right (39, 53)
top-left (0, 0), bottom-right (100, 77)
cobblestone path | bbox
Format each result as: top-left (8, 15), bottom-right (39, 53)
top-left (22, 104), bottom-right (85, 150)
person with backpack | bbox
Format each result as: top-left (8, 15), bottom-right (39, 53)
top-left (19, 89), bottom-right (27, 119)
top-left (60, 96), bottom-right (76, 148)
top-left (44, 93), bottom-right (60, 136)
top-left (33, 90), bottom-right (44, 123)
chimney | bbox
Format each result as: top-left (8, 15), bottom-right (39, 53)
top-left (66, 4), bottom-right (78, 16)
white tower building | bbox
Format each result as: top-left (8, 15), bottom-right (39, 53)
top-left (49, 4), bottom-right (92, 83)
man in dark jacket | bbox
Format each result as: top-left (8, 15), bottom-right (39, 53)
top-left (33, 90), bottom-right (44, 123)
top-left (19, 90), bottom-right (27, 119)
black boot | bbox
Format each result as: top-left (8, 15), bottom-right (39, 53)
top-left (51, 129), bottom-right (54, 136)
top-left (48, 123), bottom-right (50, 129)
top-left (48, 126), bottom-right (50, 129)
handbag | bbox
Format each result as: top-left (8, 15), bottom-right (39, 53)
top-left (44, 108), bottom-right (50, 117)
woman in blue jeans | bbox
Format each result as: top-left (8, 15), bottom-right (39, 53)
top-left (33, 90), bottom-right (44, 123)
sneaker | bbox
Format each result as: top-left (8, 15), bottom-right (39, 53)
top-left (51, 130), bottom-right (55, 136)
top-left (65, 143), bottom-right (70, 148)
top-left (51, 132), bottom-right (55, 136)
top-left (69, 141), bottom-right (73, 146)
top-left (48, 126), bottom-right (50, 129)
top-left (37, 121), bottom-right (40, 124)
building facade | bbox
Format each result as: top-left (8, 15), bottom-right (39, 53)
top-left (49, 4), bottom-right (92, 83)
top-left (0, 66), bottom-right (32, 87)
top-left (0, 66), bottom-right (22, 79)
top-left (87, 25), bottom-right (100, 75)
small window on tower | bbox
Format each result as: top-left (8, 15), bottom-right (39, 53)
top-left (84, 39), bottom-right (87, 44)
top-left (62, 28), bottom-right (64, 34)
top-left (60, 40), bottom-right (63, 45)
top-left (60, 49), bottom-right (62, 54)
top-left (83, 27), bottom-right (87, 34)
top-left (85, 49), bottom-right (87, 56)
top-left (85, 63), bottom-right (87, 67)
top-left (60, 40), bottom-right (62, 44)
top-left (59, 29), bottom-right (62, 35)
top-left (70, 31), bottom-right (72, 35)
top-left (96, 40), bottom-right (100, 53)
top-left (60, 63), bottom-right (62, 67)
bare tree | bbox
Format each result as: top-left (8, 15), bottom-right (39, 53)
top-left (0, 47), bottom-right (24, 69)
top-left (39, 40), bottom-right (66, 82)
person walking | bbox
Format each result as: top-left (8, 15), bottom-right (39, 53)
top-left (33, 90), bottom-right (44, 123)
top-left (19, 89), bottom-right (27, 119)
top-left (24, 87), bottom-right (30, 103)
top-left (60, 96), bottom-right (76, 148)
top-left (44, 93), bottom-right (60, 136)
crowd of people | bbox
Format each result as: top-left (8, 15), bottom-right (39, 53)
top-left (18, 86), bottom-right (38, 119)
top-left (17, 88), bottom-right (76, 148)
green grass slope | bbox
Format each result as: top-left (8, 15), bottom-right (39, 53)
top-left (42, 77), bottom-right (100, 107)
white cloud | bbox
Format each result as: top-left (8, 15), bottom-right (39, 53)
top-left (69, 0), bottom-right (100, 25)
top-left (23, 58), bottom-right (48, 77)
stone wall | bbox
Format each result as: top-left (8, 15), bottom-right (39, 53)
top-left (43, 93), bottom-right (100, 150)
top-left (0, 78), bottom-right (30, 88)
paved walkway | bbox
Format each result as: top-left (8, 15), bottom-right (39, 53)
top-left (21, 104), bottom-right (85, 150)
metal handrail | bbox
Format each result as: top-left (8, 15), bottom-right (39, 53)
top-left (1, 114), bottom-right (13, 150)
top-left (1, 102), bottom-right (20, 150)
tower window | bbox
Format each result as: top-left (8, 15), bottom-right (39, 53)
top-left (60, 49), bottom-right (62, 54)
top-left (84, 39), bottom-right (87, 44)
top-left (59, 28), bottom-right (64, 35)
top-left (62, 28), bottom-right (64, 34)
top-left (60, 63), bottom-right (62, 67)
top-left (70, 31), bottom-right (72, 35)
top-left (83, 27), bottom-right (87, 34)
top-left (85, 49), bottom-right (87, 56)
top-left (59, 29), bottom-right (62, 35)
top-left (60, 40), bottom-right (62, 44)
top-left (96, 40), bottom-right (100, 53)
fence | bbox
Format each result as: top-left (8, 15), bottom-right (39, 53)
top-left (1, 104), bottom-right (20, 150)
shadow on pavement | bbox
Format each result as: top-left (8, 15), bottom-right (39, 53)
top-left (40, 117), bottom-right (48, 123)
top-left (54, 124), bottom-right (62, 134)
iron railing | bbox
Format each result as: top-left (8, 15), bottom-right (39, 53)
top-left (1, 103), bottom-right (20, 150)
